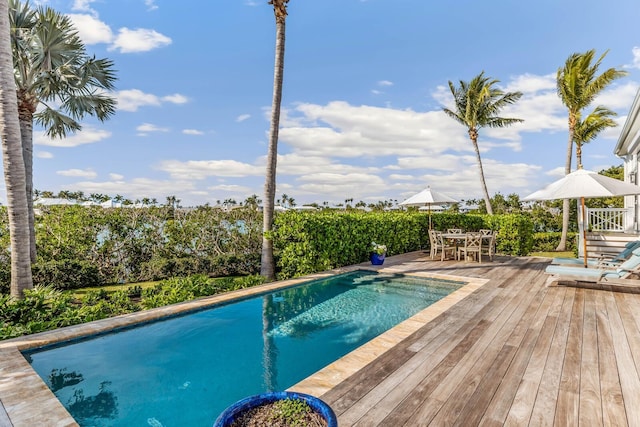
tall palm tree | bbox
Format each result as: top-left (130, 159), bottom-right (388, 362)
top-left (0, 0), bottom-right (33, 298)
top-left (261, 0), bottom-right (289, 280)
top-left (443, 72), bottom-right (523, 215)
top-left (555, 49), bottom-right (626, 250)
top-left (574, 106), bottom-right (618, 169)
top-left (10, 0), bottom-right (117, 262)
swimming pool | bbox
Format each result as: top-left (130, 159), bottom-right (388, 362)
top-left (25, 270), bottom-right (465, 426)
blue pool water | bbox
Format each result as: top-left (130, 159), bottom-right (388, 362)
top-left (25, 270), bottom-right (464, 427)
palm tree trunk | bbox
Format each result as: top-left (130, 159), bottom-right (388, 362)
top-left (261, 4), bottom-right (287, 281)
top-left (0, 0), bottom-right (33, 298)
top-left (576, 143), bottom-right (583, 169)
top-left (556, 115), bottom-right (575, 251)
top-left (470, 133), bottom-right (493, 215)
top-left (17, 111), bottom-right (36, 262)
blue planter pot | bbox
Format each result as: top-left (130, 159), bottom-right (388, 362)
top-left (370, 252), bottom-right (386, 265)
top-left (213, 391), bottom-right (337, 427)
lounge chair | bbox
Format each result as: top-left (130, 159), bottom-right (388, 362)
top-left (552, 239), bottom-right (640, 267)
top-left (545, 248), bottom-right (640, 282)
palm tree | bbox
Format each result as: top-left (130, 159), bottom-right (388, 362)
top-left (261, 0), bottom-right (289, 281)
top-left (0, 0), bottom-right (33, 297)
top-left (574, 106), bottom-right (618, 169)
top-left (443, 72), bottom-right (523, 215)
top-left (555, 49), bottom-right (626, 250)
top-left (10, 0), bottom-right (117, 262)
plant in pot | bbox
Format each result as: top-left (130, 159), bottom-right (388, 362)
top-left (370, 242), bottom-right (387, 265)
top-left (214, 391), bottom-right (337, 427)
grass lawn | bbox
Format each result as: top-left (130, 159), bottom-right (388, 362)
top-left (69, 281), bottom-right (160, 298)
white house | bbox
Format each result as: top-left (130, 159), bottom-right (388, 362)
top-left (614, 87), bottom-right (640, 232)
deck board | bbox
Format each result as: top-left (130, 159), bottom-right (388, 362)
top-left (313, 253), bottom-right (640, 426)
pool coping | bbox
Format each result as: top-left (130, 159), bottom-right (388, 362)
top-left (0, 261), bottom-right (488, 426)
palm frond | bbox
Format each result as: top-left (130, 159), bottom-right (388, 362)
top-left (10, 0), bottom-right (118, 135)
top-left (34, 107), bottom-right (81, 139)
top-left (574, 106), bottom-right (618, 145)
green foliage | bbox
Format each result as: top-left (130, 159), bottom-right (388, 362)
top-left (139, 275), bottom-right (265, 309)
top-left (0, 275), bottom-right (265, 340)
top-left (268, 398), bottom-right (314, 426)
top-left (532, 232), bottom-right (578, 254)
top-left (273, 211), bottom-right (535, 279)
top-left (481, 214), bottom-right (535, 256)
top-left (273, 211), bottom-right (427, 279)
top-left (32, 260), bottom-right (104, 290)
top-left (0, 205), bottom-right (263, 291)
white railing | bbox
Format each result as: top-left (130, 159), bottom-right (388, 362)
top-left (586, 208), bottom-right (629, 232)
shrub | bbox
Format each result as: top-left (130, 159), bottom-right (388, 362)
top-left (1, 274), bottom-right (266, 340)
top-left (532, 232), bottom-right (578, 254)
top-left (32, 260), bottom-right (104, 290)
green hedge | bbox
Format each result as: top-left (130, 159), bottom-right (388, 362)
top-left (532, 232), bottom-right (578, 254)
top-left (273, 211), bottom-right (535, 279)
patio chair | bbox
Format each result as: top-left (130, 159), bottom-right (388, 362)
top-left (545, 248), bottom-right (640, 283)
top-left (479, 229), bottom-right (496, 261)
top-left (458, 232), bottom-right (482, 263)
top-left (430, 230), bottom-right (456, 261)
top-left (447, 228), bottom-right (463, 234)
top-left (551, 239), bottom-right (640, 267)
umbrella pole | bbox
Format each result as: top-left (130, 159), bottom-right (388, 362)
top-left (428, 204), bottom-right (432, 230)
top-left (581, 197), bottom-right (588, 268)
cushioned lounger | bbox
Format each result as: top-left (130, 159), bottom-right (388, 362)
top-left (545, 247), bottom-right (640, 282)
top-left (551, 239), bottom-right (640, 267)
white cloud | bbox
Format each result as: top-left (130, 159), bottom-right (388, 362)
top-left (503, 73), bottom-right (556, 94)
top-left (73, 177), bottom-right (196, 203)
top-left (109, 28), bottom-right (171, 53)
top-left (629, 46), bottom-right (640, 69)
top-left (67, 14), bottom-right (113, 44)
top-left (162, 94), bottom-right (189, 104)
top-left (57, 168), bottom-right (97, 179)
top-left (208, 184), bottom-right (252, 193)
top-left (371, 90), bottom-right (382, 95)
top-left (71, 0), bottom-right (97, 12)
top-left (145, 0), bottom-right (158, 11)
top-left (297, 173), bottom-right (387, 198)
top-left (117, 89), bottom-right (188, 112)
top-left (36, 151), bottom-right (53, 159)
top-left (110, 173), bottom-right (124, 180)
top-left (378, 80), bottom-right (394, 86)
top-left (236, 114), bottom-right (251, 122)
top-left (117, 89), bottom-right (161, 111)
top-left (35, 127), bottom-right (111, 147)
top-left (158, 160), bottom-right (263, 179)
top-left (183, 129), bottom-right (204, 135)
top-left (137, 123), bottom-right (169, 133)
top-left (593, 82), bottom-right (640, 110)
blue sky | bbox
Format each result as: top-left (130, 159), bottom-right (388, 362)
top-left (19, 0), bottom-right (640, 206)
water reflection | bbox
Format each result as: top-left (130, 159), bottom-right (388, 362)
top-left (47, 369), bottom-right (118, 423)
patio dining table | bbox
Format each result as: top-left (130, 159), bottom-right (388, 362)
top-left (440, 232), bottom-right (495, 262)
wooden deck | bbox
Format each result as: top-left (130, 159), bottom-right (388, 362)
top-left (318, 252), bottom-right (640, 426)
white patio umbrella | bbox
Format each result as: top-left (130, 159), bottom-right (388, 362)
top-left (400, 186), bottom-right (458, 229)
top-left (523, 168), bottom-right (640, 267)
